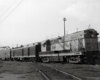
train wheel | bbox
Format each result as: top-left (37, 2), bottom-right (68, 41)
top-left (42, 57), bottom-right (50, 62)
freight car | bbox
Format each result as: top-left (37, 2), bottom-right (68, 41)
top-left (0, 46), bottom-right (11, 60)
top-left (10, 28), bottom-right (99, 64)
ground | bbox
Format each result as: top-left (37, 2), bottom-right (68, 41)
top-left (38, 63), bottom-right (100, 80)
top-left (0, 61), bottom-right (100, 80)
top-left (0, 61), bottom-right (45, 80)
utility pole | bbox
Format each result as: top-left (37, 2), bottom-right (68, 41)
top-left (63, 18), bottom-right (66, 51)
top-left (17, 44), bottom-right (18, 47)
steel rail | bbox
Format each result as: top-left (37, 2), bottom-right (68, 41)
top-left (55, 68), bottom-right (82, 80)
top-left (42, 64), bottom-right (82, 80)
top-left (33, 66), bottom-right (50, 80)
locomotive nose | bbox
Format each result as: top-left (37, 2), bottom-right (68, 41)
top-left (89, 29), bottom-right (99, 38)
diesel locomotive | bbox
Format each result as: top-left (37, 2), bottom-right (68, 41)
top-left (0, 28), bottom-right (100, 64)
top-left (39, 28), bottom-right (99, 64)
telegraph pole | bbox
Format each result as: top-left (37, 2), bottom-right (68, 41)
top-left (63, 18), bottom-right (66, 51)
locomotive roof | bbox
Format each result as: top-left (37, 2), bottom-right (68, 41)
top-left (44, 28), bottom-right (98, 42)
top-left (12, 42), bottom-right (39, 50)
top-left (12, 28), bottom-right (98, 50)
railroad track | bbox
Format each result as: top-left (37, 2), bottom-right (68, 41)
top-left (33, 63), bottom-right (82, 80)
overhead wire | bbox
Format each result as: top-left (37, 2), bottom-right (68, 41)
top-left (0, 0), bottom-right (23, 23)
top-left (0, 1), bottom-right (9, 17)
top-left (0, 0), bottom-right (16, 18)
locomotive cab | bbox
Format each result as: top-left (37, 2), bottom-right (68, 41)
top-left (63, 28), bottom-right (99, 64)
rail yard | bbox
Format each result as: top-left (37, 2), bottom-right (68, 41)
top-left (0, 0), bottom-right (99, 80)
top-left (0, 28), bottom-right (100, 80)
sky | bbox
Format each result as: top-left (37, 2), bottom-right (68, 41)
top-left (0, 0), bottom-right (100, 48)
